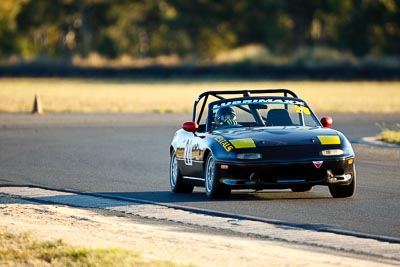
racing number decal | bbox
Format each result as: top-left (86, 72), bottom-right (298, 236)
top-left (184, 139), bottom-right (193, 165)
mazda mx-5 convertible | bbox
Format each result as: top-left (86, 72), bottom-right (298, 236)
top-left (169, 89), bottom-right (356, 199)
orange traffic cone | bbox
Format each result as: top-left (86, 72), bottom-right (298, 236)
top-left (32, 94), bottom-right (44, 115)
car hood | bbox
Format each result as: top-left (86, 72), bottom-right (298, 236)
top-left (214, 126), bottom-right (342, 147)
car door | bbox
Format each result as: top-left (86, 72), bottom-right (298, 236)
top-left (180, 132), bottom-right (206, 179)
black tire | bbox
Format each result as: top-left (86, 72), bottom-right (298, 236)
top-left (170, 151), bottom-right (194, 194)
top-left (204, 154), bottom-right (231, 199)
top-left (329, 170), bottom-right (356, 198)
top-left (291, 186), bottom-right (313, 192)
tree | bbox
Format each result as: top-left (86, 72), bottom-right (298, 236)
top-left (0, 0), bottom-right (27, 57)
top-left (1, 0), bottom-right (399, 63)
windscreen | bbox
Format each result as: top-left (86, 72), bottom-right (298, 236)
top-left (208, 98), bottom-right (320, 130)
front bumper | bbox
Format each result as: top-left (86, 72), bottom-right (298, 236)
top-left (215, 156), bottom-right (355, 189)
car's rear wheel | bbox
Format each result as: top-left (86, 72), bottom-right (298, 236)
top-left (205, 154), bottom-right (231, 199)
top-left (170, 151), bottom-right (194, 194)
top-left (329, 169), bottom-right (356, 198)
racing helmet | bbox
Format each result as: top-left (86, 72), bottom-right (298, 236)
top-left (215, 106), bottom-right (237, 126)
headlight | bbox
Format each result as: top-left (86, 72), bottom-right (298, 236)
top-left (321, 149), bottom-right (344, 156)
top-left (237, 153), bottom-right (262, 160)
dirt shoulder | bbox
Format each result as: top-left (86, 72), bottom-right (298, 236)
top-left (0, 195), bottom-right (396, 267)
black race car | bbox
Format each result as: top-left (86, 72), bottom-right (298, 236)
top-left (169, 89), bottom-right (356, 198)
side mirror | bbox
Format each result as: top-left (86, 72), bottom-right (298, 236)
top-left (320, 116), bottom-right (333, 128)
top-left (182, 121), bottom-right (198, 133)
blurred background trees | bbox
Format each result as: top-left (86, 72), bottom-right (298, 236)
top-left (0, 0), bottom-right (399, 65)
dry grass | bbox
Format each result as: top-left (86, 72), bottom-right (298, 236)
top-left (0, 229), bottom-right (183, 267)
top-left (0, 78), bottom-right (399, 114)
top-left (379, 127), bottom-right (400, 145)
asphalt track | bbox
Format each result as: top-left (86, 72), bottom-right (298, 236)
top-left (0, 113), bottom-right (399, 239)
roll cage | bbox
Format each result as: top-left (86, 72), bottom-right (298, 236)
top-left (192, 89), bottom-right (298, 123)
top-left (191, 89), bottom-right (320, 132)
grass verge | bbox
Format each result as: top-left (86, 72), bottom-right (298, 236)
top-left (1, 78), bottom-right (400, 113)
top-left (0, 229), bottom-right (186, 267)
top-left (379, 129), bottom-right (400, 145)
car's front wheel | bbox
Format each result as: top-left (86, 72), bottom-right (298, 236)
top-left (329, 169), bottom-right (356, 198)
top-left (170, 151), bottom-right (194, 194)
top-left (205, 154), bottom-right (231, 199)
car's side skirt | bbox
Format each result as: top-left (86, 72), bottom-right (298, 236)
top-left (183, 176), bottom-right (205, 181)
top-left (183, 176), bottom-right (205, 187)
top-left (177, 158), bottom-right (204, 178)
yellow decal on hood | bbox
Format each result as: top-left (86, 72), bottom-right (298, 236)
top-left (317, 136), bottom-right (341, 145)
top-left (230, 138), bottom-right (256, 148)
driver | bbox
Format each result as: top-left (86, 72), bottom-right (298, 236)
top-left (215, 106), bottom-right (237, 127)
